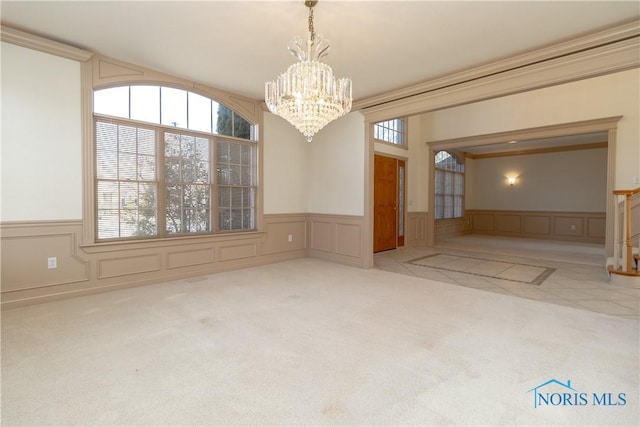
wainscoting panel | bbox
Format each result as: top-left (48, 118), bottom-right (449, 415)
top-left (554, 216), bottom-right (584, 237)
top-left (166, 247), bottom-right (215, 269)
top-left (97, 254), bottom-right (160, 279)
top-left (406, 212), bottom-right (428, 247)
top-left (336, 223), bottom-right (361, 258)
top-left (262, 214), bottom-right (307, 254)
top-left (309, 220), bottom-right (334, 253)
top-left (434, 218), bottom-right (468, 242)
top-left (1, 214), bottom-right (367, 307)
top-left (0, 221), bottom-right (89, 292)
top-left (587, 217), bottom-right (606, 239)
top-left (1, 214), bottom-right (311, 307)
top-left (467, 210), bottom-right (605, 243)
top-left (497, 214), bottom-right (521, 233)
top-left (472, 214), bottom-right (495, 232)
top-left (217, 242), bottom-right (258, 262)
top-left (307, 214), bottom-right (365, 267)
top-left (524, 215), bottom-right (551, 235)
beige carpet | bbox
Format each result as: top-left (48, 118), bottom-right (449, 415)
top-left (1, 258), bottom-right (638, 426)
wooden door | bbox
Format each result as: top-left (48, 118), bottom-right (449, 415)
top-left (374, 154), bottom-right (399, 253)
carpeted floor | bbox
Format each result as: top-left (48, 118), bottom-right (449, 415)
top-left (1, 258), bottom-right (638, 426)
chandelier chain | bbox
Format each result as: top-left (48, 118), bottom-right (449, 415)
top-left (308, 6), bottom-right (315, 41)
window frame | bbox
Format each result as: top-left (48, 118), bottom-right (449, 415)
top-left (93, 114), bottom-right (258, 242)
top-left (373, 117), bottom-right (407, 148)
top-left (81, 55), bottom-right (263, 247)
top-left (434, 150), bottom-right (465, 220)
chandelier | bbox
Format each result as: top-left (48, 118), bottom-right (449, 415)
top-left (265, 0), bottom-right (352, 142)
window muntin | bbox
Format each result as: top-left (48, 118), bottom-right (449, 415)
top-left (94, 85), bottom-right (257, 241)
top-left (94, 85), bottom-right (254, 140)
top-left (434, 151), bottom-right (464, 220)
top-left (374, 118), bottom-right (406, 146)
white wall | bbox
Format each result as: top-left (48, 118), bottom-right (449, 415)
top-left (466, 148), bottom-right (607, 211)
top-left (307, 112), bottom-right (365, 215)
top-left (1, 42), bottom-right (82, 221)
top-left (421, 69), bottom-right (640, 189)
top-left (262, 113), bottom-right (309, 214)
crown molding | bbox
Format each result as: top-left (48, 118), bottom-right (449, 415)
top-left (0, 24), bottom-right (92, 62)
top-left (427, 116), bottom-right (622, 151)
top-left (355, 19), bottom-right (640, 115)
top-left (465, 142), bottom-right (608, 159)
top-left (360, 35), bottom-right (639, 123)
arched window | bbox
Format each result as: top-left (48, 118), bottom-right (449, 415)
top-left (93, 85), bottom-right (257, 240)
top-left (434, 151), bottom-right (464, 219)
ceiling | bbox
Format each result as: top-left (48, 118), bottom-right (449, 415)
top-left (1, 1), bottom-right (639, 104)
top-left (1, 1), bottom-right (636, 156)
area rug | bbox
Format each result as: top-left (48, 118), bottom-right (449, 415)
top-left (406, 253), bottom-right (556, 285)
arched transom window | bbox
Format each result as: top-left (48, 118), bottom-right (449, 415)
top-left (93, 85), bottom-right (257, 241)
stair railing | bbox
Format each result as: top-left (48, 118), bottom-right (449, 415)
top-left (612, 186), bottom-right (639, 273)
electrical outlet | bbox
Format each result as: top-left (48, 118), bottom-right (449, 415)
top-left (47, 257), bottom-right (57, 269)
top-left (288, 234), bottom-right (293, 242)
top-left (570, 225), bottom-right (576, 231)
top-left (634, 177), bottom-right (640, 185)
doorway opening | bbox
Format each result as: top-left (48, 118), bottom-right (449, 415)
top-left (426, 117), bottom-right (620, 257)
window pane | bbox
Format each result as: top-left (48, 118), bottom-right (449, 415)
top-left (215, 105), bottom-right (233, 137)
top-left (94, 86), bottom-right (129, 118)
top-left (454, 173), bottom-right (464, 196)
top-left (163, 131), bottom-right (211, 234)
top-left (131, 86), bottom-right (160, 123)
top-left (373, 118), bottom-right (406, 145)
top-left (219, 209), bottom-right (231, 231)
top-left (96, 122), bottom-right (118, 179)
top-left (435, 195), bottom-right (444, 220)
top-left (96, 120), bottom-right (157, 240)
top-left (188, 92), bottom-right (212, 133)
top-left (137, 183), bottom-right (157, 236)
top-left (234, 114), bottom-right (252, 140)
top-left (97, 210), bottom-right (119, 239)
top-left (435, 151), bottom-right (464, 219)
top-left (161, 87), bottom-right (187, 128)
top-left (165, 183), bottom-right (210, 234)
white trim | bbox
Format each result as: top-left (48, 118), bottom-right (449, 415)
top-left (356, 20), bottom-right (640, 119)
top-left (1, 25), bottom-right (92, 62)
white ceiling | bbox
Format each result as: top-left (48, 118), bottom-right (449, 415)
top-left (2, 0), bottom-right (639, 103)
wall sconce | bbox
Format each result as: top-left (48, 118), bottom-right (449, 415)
top-left (507, 176), bottom-right (517, 186)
